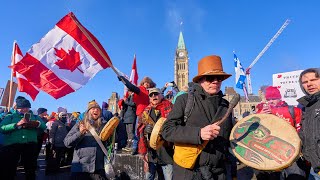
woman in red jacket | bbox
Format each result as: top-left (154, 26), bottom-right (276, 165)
top-left (255, 86), bottom-right (305, 180)
top-left (256, 86), bottom-right (302, 132)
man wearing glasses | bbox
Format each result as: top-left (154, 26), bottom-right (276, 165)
top-left (161, 55), bottom-right (233, 180)
top-left (139, 88), bottom-right (173, 180)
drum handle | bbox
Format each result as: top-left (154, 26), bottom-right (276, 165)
top-left (216, 94), bottom-right (240, 126)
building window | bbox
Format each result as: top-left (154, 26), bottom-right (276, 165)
top-left (182, 74), bottom-right (185, 85)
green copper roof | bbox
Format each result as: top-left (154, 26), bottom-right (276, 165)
top-left (177, 31), bottom-right (186, 49)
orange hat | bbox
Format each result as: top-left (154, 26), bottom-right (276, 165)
top-left (193, 55), bottom-right (231, 83)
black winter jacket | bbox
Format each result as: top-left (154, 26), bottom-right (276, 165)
top-left (297, 91), bottom-right (320, 168)
top-left (64, 122), bottom-right (109, 173)
top-left (122, 95), bottom-right (137, 124)
top-left (50, 120), bottom-right (68, 148)
top-left (161, 83), bottom-right (232, 179)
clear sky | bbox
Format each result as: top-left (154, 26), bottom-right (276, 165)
top-left (0, 1), bottom-right (319, 113)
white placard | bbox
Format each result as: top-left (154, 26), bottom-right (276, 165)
top-left (272, 70), bottom-right (304, 106)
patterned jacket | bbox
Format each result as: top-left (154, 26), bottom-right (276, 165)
top-left (137, 99), bottom-right (173, 156)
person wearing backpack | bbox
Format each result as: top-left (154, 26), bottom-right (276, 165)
top-left (161, 55), bottom-right (233, 180)
top-left (255, 86), bottom-right (305, 180)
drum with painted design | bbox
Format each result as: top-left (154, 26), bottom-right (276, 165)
top-left (230, 113), bottom-right (301, 171)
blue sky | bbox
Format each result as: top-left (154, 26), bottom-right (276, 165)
top-left (0, 1), bottom-right (319, 113)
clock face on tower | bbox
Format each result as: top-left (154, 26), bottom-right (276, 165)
top-left (178, 52), bottom-right (184, 57)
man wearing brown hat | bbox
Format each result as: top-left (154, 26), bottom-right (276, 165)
top-left (161, 55), bottom-right (233, 180)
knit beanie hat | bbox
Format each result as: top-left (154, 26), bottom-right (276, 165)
top-left (265, 86), bottom-right (281, 100)
top-left (102, 101), bottom-right (108, 109)
top-left (16, 96), bottom-right (31, 109)
top-left (87, 100), bottom-right (101, 111)
top-left (37, 108), bottom-right (48, 115)
top-left (72, 112), bottom-right (79, 119)
top-left (57, 107), bottom-right (67, 113)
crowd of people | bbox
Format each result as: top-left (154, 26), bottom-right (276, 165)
top-left (0, 55), bottom-right (319, 180)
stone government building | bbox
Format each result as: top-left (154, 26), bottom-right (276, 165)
top-left (174, 31), bottom-right (189, 90)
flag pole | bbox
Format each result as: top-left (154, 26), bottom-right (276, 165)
top-left (69, 14), bottom-right (125, 84)
top-left (8, 41), bottom-right (16, 109)
top-left (243, 83), bottom-right (249, 102)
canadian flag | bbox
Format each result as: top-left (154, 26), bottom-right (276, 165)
top-left (130, 54), bottom-right (138, 85)
top-left (13, 42), bottom-right (39, 100)
top-left (12, 12), bottom-right (112, 99)
top-left (123, 54), bottom-right (139, 96)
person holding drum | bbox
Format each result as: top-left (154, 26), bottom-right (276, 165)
top-left (297, 68), bottom-right (320, 179)
top-left (64, 100), bottom-right (110, 179)
top-left (139, 87), bottom-right (173, 180)
top-left (161, 55), bottom-right (233, 180)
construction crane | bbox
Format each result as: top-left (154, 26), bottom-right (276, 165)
top-left (245, 19), bottom-right (290, 94)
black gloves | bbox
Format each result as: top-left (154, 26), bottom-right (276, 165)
top-left (144, 124), bottom-right (154, 134)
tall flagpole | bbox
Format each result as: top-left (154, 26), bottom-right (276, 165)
top-left (8, 41), bottom-right (16, 109)
top-left (243, 83), bottom-right (249, 102)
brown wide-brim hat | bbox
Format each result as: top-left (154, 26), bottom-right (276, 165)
top-left (193, 55), bottom-right (232, 83)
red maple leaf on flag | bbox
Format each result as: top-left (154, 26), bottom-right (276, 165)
top-left (54, 48), bottom-right (83, 73)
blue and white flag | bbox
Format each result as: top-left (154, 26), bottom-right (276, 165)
top-left (234, 52), bottom-right (246, 89)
